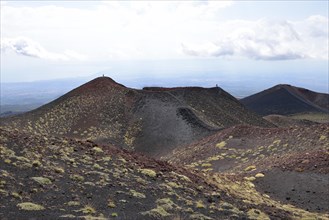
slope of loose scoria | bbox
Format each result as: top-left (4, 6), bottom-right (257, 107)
top-left (1, 127), bottom-right (323, 219)
top-left (163, 124), bottom-right (329, 213)
top-left (241, 84), bottom-right (329, 116)
top-left (2, 77), bottom-right (272, 157)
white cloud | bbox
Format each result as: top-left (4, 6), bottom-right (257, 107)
top-left (182, 17), bottom-right (328, 60)
top-left (305, 15), bottom-right (328, 38)
top-left (1, 2), bottom-right (327, 62)
top-left (0, 1), bottom-right (234, 61)
top-left (1, 37), bottom-right (87, 61)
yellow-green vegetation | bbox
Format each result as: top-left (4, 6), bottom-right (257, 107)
top-left (244, 176), bottom-right (256, 181)
top-left (70, 174), bottom-right (84, 182)
top-left (17, 202), bottom-right (45, 211)
top-left (123, 120), bottom-right (141, 149)
top-left (138, 168), bottom-right (157, 178)
top-left (31, 177), bottom-right (52, 185)
top-left (0, 145), bottom-right (14, 156)
top-left (141, 197), bottom-right (178, 218)
top-left (255, 173), bottom-right (265, 178)
top-left (273, 139), bottom-right (281, 145)
top-left (92, 147), bottom-right (103, 153)
top-left (54, 167), bottom-right (65, 173)
top-left (16, 156), bottom-right (30, 163)
top-left (93, 163), bottom-right (103, 170)
top-left (107, 199), bottom-right (116, 208)
top-left (67, 201), bottom-right (80, 206)
top-left (80, 205), bottom-right (96, 214)
top-left (210, 174), bottom-right (329, 220)
top-left (118, 158), bottom-right (127, 163)
top-left (290, 112), bottom-right (329, 123)
top-left (102, 156), bottom-right (112, 162)
top-left (2, 114), bottom-right (328, 220)
top-left (141, 206), bottom-right (171, 218)
top-left (84, 182), bottom-right (96, 186)
top-left (206, 155), bottom-right (222, 162)
top-left (129, 189), bottom-right (146, 199)
top-left (247, 209), bottom-right (270, 220)
top-left (221, 201), bottom-right (232, 207)
top-left (0, 189), bottom-right (8, 196)
top-left (156, 198), bottom-right (176, 210)
top-left (246, 181), bottom-right (255, 188)
top-left (201, 163), bottom-right (212, 167)
top-left (189, 213), bottom-right (213, 220)
top-left (320, 135), bottom-right (327, 141)
top-left (216, 141), bottom-right (227, 149)
top-left (167, 182), bottom-right (181, 188)
top-left (171, 172), bottom-right (191, 182)
top-left (244, 165), bottom-right (256, 172)
top-left (11, 192), bottom-right (22, 199)
top-left (124, 131), bottom-right (135, 147)
top-left (196, 200), bottom-right (205, 209)
top-left (136, 177), bottom-right (148, 185)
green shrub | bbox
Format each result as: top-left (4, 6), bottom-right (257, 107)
top-left (17, 202), bottom-right (45, 211)
top-left (130, 189), bottom-right (146, 198)
top-left (70, 174), bottom-right (84, 182)
top-left (138, 169), bottom-right (156, 178)
top-left (196, 200), bottom-right (205, 209)
top-left (31, 177), bottom-right (52, 185)
top-left (216, 141), bottom-right (227, 149)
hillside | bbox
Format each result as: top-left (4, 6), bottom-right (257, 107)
top-left (240, 84), bottom-right (329, 116)
top-left (1, 78), bottom-right (328, 219)
top-left (1, 77), bottom-right (272, 157)
top-left (263, 114), bottom-right (319, 127)
top-left (163, 123), bottom-right (329, 213)
top-left (1, 127), bottom-right (328, 219)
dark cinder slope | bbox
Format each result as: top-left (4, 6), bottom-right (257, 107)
top-left (1, 77), bottom-right (272, 157)
top-left (2, 127), bottom-right (320, 220)
top-left (240, 84), bottom-right (329, 116)
top-left (164, 123), bottom-right (329, 213)
top-left (263, 114), bottom-right (319, 127)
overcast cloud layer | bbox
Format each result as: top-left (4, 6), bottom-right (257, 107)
top-left (182, 16), bottom-right (328, 60)
top-left (1, 1), bottom-right (328, 62)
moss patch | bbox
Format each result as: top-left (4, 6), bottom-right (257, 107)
top-left (141, 206), bottom-right (171, 218)
top-left (70, 174), bottom-right (84, 182)
top-left (17, 202), bottom-right (45, 211)
top-left (31, 177), bottom-right (52, 185)
top-left (216, 141), bottom-right (227, 149)
top-left (67, 201), bottom-right (80, 206)
top-left (138, 168), bottom-right (156, 178)
top-left (247, 208), bottom-right (270, 220)
top-left (319, 135), bottom-right (327, 141)
top-left (107, 199), bottom-right (116, 208)
top-left (244, 176), bottom-right (256, 181)
top-left (80, 205), bottom-right (96, 214)
top-left (255, 173), bottom-right (265, 178)
top-left (196, 200), bottom-right (205, 209)
top-left (92, 147), bottom-right (103, 153)
top-left (244, 165), bottom-right (256, 172)
top-left (130, 189), bottom-right (146, 199)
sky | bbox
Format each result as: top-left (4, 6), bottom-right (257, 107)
top-left (0, 0), bottom-right (328, 93)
